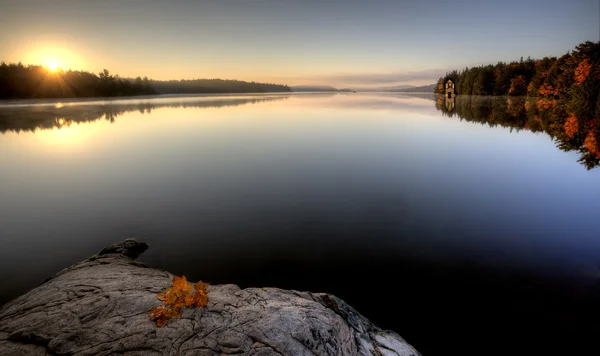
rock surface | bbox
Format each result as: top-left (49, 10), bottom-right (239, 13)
top-left (0, 239), bottom-right (419, 356)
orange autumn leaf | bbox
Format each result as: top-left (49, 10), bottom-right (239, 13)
top-left (149, 275), bottom-right (209, 328)
top-left (172, 275), bottom-right (192, 294)
top-left (194, 281), bottom-right (209, 292)
top-left (192, 292), bottom-right (208, 307)
top-left (184, 293), bottom-right (196, 308)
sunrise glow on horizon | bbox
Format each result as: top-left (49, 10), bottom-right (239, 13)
top-left (1, 0), bottom-right (598, 87)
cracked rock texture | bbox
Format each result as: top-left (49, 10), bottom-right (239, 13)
top-left (0, 239), bottom-right (420, 356)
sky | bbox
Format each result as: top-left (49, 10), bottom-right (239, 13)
top-left (0, 0), bottom-right (598, 88)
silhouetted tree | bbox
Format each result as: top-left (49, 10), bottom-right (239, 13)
top-left (0, 64), bottom-right (291, 99)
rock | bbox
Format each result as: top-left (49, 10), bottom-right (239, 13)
top-left (0, 239), bottom-right (420, 356)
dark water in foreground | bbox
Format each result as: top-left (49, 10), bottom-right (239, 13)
top-left (1, 93), bottom-right (600, 355)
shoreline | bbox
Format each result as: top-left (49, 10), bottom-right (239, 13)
top-left (0, 238), bottom-right (420, 355)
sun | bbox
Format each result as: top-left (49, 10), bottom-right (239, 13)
top-left (46, 60), bottom-right (60, 71)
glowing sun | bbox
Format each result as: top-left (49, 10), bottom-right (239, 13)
top-left (46, 60), bottom-right (60, 71)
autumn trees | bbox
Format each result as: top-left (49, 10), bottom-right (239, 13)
top-left (434, 41), bottom-right (599, 100)
top-left (435, 41), bottom-right (600, 169)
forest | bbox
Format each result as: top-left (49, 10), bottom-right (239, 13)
top-left (152, 79), bottom-right (291, 94)
top-left (434, 41), bottom-right (599, 98)
top-left (0, 63), bottom-right (291, 99)
top-left (435, 41), bottom-right (599, 169)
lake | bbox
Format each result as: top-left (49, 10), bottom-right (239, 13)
top-left (1, 93), bottom-right (599, 355)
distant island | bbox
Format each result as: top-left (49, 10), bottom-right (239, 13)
top-left (291, 85), bottom-right (354, 92)
top-left (388, 84), bottom-right (436, 93)
top-left (0, 64), bottom-right (291, 100)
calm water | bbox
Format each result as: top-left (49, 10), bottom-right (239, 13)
top-left (1, 93), bottom-right (599, 355)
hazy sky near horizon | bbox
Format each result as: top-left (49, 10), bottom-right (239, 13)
top-left (0, 0), bottom-right (597, 87)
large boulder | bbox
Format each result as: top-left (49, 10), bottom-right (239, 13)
top-left (0, 239), bottom-right (419, 355)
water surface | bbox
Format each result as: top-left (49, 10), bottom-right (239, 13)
top-left (1, 93), bottom-right (599, 355)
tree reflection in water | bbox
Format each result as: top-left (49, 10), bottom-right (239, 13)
top-left (437, 95), bottom-right (600, 170)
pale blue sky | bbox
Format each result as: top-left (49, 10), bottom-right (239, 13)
top-left (0, 0), bottom-right (597, 86)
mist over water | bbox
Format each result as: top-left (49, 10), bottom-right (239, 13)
top-left (1, 93), bottom-right (599, 355)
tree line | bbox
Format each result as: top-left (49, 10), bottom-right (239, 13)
top-left (435, 41), bottom-right (599, 170)
top-left (0, 63), bottom-right (291, 99)
top-left (434, 41), bottom-right (598, 99)
top-left (151, 79), bottom-right (291, 94)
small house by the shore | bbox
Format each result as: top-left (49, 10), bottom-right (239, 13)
top-left (445, 79), bottom-right (455, 98)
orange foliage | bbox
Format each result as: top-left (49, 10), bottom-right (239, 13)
top-left (574, 58), bottom-right (591, 86)
top-left (584, 131), bottom-right (600, 159)
top-left (564, 114), bottom-right (579, 139)
top-left (150, 275), bottom-right (209, 327)
top-left (539, 83), bottom-right (558, 96)
top-left (537, 99), bottom-right (556, 110)
top-left (509, 75), bottom-right (527, 95)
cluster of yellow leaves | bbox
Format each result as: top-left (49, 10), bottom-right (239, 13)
top-left (574, 58), bottom-right (591, 86)
top-left (564, 114), bottom-right (579, 139)
top-left (150, 275), bottom-right (209, 327)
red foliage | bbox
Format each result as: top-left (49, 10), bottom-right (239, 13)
top-left (150, 275), bottom-right (209, 327)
